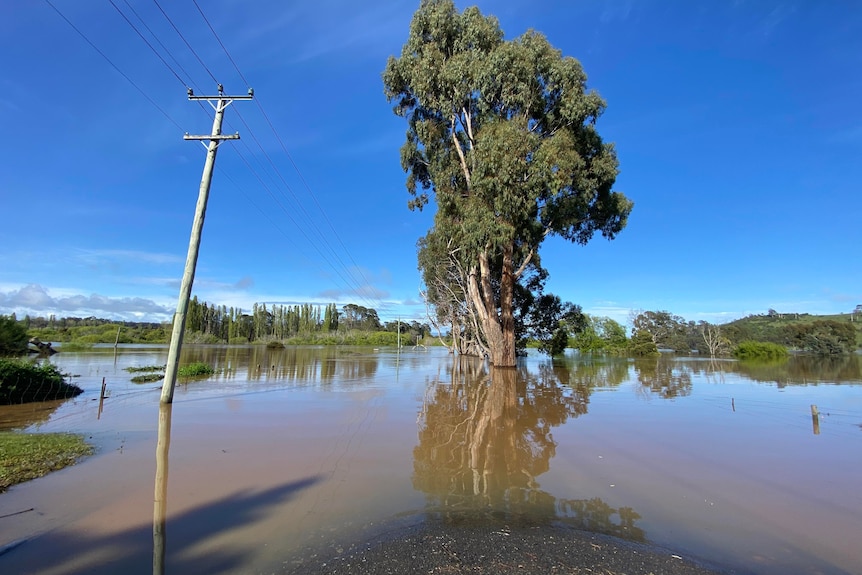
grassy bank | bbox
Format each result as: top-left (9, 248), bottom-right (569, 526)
top-left (0, 432), bottom-right (93, 492)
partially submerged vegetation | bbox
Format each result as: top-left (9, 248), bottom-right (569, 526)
top-left (0, 432), bottom-right (93, 492)
top-left (131, 373), bottom-right (164, 384)
top-left (124, 365), bottom-right (165, 373)
top-left (0, 359), bottom-right (83, 404)
top-left (177, 362), bottom-right (215, 378)
top-left (732, 341), bottom-right (789, 361)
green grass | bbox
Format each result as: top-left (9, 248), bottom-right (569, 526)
top-left (124, 365), bottom-right (166, 373)
top-left (131, 373), bottom-right (164, 384)
top-left (0, 432), bottom-right (93, 492)
top-left (177, 362), bottom-right (215, 378)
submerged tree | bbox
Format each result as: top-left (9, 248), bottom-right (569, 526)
top-left (384, 0), bottom-right (632, 366)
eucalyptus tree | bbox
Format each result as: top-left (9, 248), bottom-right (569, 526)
top-left (384, 0), bottom-right (632, 366)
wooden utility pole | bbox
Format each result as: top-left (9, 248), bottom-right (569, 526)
top-left (160, 85), bottom-right (253, 404)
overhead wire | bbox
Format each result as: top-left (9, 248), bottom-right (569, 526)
top-left (45, 0), bottom-right (391, 319)
top-left (120, 0), bottom-right (197, 87)
top-left (107, 0), bottom-right (187, 88)
top-left (141, 0), bottom-right (387, 312)
top-left (151, 0), bottom-right (219, 85)
top-left (58, 0), bottom-right (405, 320)
top-left (189, 0), bottom-right (391, 313)
top-left (43, 0), bottom-right (182, 130)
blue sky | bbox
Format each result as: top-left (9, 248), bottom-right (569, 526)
top-left (1, 0), bottom-right (860, 327)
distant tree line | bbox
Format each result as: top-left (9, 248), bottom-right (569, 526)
top-left (13, 300), bottom-right (432, 346)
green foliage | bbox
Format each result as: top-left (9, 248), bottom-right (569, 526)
top-left (631, 311), bottom-right (689, 352)
top-left (177, 362), bottom-right (215, 378)
top-left (784, 320), bottom-right (856, 355)
top-left (0, 432), bottom-right (93, 492)
top-left (0, 315), bottom-right (29, 357)
top-left (722, 312), bottom-right (862, 351)
top-left (571, 315), bottom-right (628, 354)
top-left (384, 0), bottom-right (632, 366)
top-left (732, 341), bottom-right (789, 361)
top-left (0, 359), bottom-right (84, 404)
top-left (520, 294), bottom-right (583, 356)
top-left (628, 330), bottom-right (659, 357)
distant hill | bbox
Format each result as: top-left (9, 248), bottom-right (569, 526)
top-left (722, 311), bottom-right (862, 351)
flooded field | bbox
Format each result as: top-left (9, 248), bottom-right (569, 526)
top-left (1, 346), bottom-right (861, 574)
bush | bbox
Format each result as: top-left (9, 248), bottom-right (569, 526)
top-left (628, 331), bottom-right (659, 357)
top-left (732, 340), bottom-right (788, 361)
top-left (0, 316), bottom-right (29, 357)
top-left (177, 362), bottom-right (215, 378)
top-left (0, 358), bottom-right (84, 404)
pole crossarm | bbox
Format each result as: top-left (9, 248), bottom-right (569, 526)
top-left (183, 134), bottom-right (240, 140)
top-left (188, 95), bottom-right (253, 101)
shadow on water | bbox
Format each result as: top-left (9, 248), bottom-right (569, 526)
top-left (1, 400), bottom-right (321, 575)
top-left (413, 357), bottom-right (645, 542)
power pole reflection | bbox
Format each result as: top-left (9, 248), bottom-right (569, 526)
top-left (153, 402), bottom-right (173, 575)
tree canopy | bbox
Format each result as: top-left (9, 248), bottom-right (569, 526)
top-left (0, 315), bottom-right (28, 357)
top-left (385, 0), bottom-right (632, 366)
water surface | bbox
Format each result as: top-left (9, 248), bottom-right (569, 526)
top-left (0, 346), bottom-right (860, 574)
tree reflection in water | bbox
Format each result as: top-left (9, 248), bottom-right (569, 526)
top-left (413, 357), bottom-right (644, 542)
top-left (634, 357), bottom-right (693, 398)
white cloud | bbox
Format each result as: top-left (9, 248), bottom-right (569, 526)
top-left (0, 284), bottom-right (173, 321)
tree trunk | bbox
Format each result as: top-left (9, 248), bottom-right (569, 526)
top-left (467, 246), bottom-right (518, 367)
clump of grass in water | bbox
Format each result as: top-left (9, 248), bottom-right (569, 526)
top-left (177, 362), bottom-right (215, 378)
top-left (131, 373), bottom-right (164, 384)
top-left (124, 365), bottom-right (166, 373)
top-left (0, 432), bottom-right (93, 492)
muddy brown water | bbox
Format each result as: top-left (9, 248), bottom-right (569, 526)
top-left (1, 346), bottom-right (860, 574)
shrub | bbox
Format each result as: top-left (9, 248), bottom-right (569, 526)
top-left (177, 362), bottom-right (215, 378)
top-left (0, 358), bottom-right (84, 404)
top-left (628, 331), bottom-right (659, 357)
top-left (732, 340), bottom-right (788, 361)
top-left (0, 316), bottom-right (29, 357)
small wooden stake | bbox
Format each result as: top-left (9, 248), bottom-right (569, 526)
top-left (97, 377), bottom-right (107, 420)
top-left (811, 404), bottom-right (820, 435)
top-left (731, 398), bottom-right (735, 412)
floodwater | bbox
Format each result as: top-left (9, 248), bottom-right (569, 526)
top-left (1, 346), bottom-right (861, 575)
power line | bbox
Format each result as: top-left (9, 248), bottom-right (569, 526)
top-left (43, 0), bottom-right (182, 130)
top-left (191, 0), bottom-right (247, 85)
top-left (120, 0), bottom-right (197, 87)
top-left (190, 0), bottom-right (385, 307)
top-left (108, 0), bottom-right (186, 88)
top-left (151, 0), bottom-right (218, 85)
